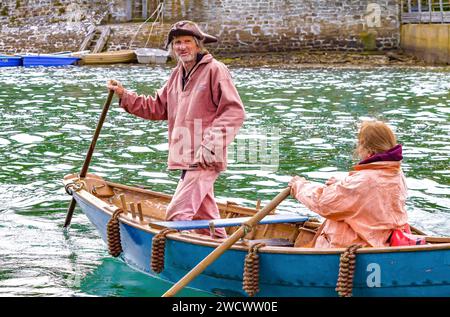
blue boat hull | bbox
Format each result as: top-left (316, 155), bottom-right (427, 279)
top-left (0, 56), bottom-right (23, 67)
top-left (73, 192), bottom-right (450, 297)
top-left (22, 55), bottom-right (80, 67)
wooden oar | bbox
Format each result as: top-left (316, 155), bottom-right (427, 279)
top-left (162, 187), bottom-right (292, 297)
top-left (63, 90), bottom-right (115, 228)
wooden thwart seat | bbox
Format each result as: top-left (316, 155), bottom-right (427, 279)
top-left (243, 238), bottom-right (294, 247)
top-left (148, 214), bottom-right (309, 230)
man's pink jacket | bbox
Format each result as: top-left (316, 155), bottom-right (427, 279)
top-left (119, 54), bottom-right (245, 171)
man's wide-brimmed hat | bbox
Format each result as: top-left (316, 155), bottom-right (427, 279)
top-left (166, 20), bottom-right (218, 48)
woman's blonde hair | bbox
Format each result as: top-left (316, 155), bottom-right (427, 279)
top-left (357, 120), bottom-right (397, 155)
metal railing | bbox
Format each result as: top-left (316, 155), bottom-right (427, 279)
top-left (401, 0), bottom-right (450, 23)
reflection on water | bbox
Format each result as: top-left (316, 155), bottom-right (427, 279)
top-left (0, 65), bottom-right (449, 296)
top-left (79, 258), bottom-right (209, 297)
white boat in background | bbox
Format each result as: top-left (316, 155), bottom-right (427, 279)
top-left (135, 48), bottom-right (169, 64)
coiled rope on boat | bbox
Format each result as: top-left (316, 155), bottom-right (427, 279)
top-left (335, 244), bottom-right (363, 297)
top-left (64, 179), bottom-right (84, 195)
top-left (151, 228), bottom-right (178, 273)
top-left (107, 208), bottom-right (124, 257)
top-left (243, 242), bottom-right (265, 297)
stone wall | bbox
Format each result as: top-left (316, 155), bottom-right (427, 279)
top-left (0, 23), bottom-right (83, 54)
top-left (159, 0), bottom-right (400, 53)
top-left (0, 0), bottom-right (110, 26)
top-left (0, 0), bottom-right (126, 53)
top-left (0, 0), bottom-right (401, 55)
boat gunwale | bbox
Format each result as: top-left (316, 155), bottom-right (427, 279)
top-left (66, 179), bottom-right (450, 255)
top-left (0, 56), bottom-right (22, 59)
top-left (83, 50), bottom-right (136, 56)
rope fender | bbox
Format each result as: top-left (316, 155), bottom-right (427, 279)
top-left (335, 244), bottom-right (363, 297)
top-left (107, 208), bottom-right (124, 257)
top-left (243, 242), bottom-right (265, 297)
top-left (151, 228), bottom-right (178, 274)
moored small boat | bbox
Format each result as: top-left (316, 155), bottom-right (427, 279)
top-left (135, 48), bottom-right (169, 64)
top-left (21, 54), bottom-right (81, 67)
top-left (81, 50), bottom-right (137, 65)
top-left (63, 173), bottom-right (450, 297)
top-left (0, 55), bottom-right (23, 67)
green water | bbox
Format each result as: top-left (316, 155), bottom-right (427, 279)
top-left (0, 64), bottom-right (449, 297)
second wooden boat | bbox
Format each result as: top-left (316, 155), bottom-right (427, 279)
top-left (80, 50), bottom-right (137, 65)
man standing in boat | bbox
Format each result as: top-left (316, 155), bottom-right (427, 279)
top-left (107, 21), bottom-right (245, 239)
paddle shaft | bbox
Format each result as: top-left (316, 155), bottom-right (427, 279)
top-left (64, 90), bottom-right (115, 228)
top-left (162, 187), bottom-right (291, 297)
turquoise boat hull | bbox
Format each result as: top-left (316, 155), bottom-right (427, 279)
top-left (71, 191), bottom-right (450, 297)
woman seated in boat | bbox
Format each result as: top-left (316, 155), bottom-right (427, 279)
top-left (289, 120), bottom-right (410, 248)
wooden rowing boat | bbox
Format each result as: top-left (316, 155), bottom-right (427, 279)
top-left (80, 50), bottom-right (137, 65)
top-left (63, 173), bottom-right (450, 297)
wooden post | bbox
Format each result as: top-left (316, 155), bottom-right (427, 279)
top-left (209, 221), bottom-right (216, 239)
top-left (440, 0), bottom-right (444, 23)
top-left (401, 0), bottom-right (404, 23)
top-left (418, 0), bottom-right (422, 23)
top-left (142, 0), bottom-right (148, 19)
top-left (120, 194), bottom-right (128, 215)
top-left (130, 202), bottom-right (137, 218)
top-left (429, 0), bottom-right (432, 23)
top-left (126, 0), bottom-right (132, 21)
top-left (261, 224), bottom-right (270, 237)
top-left (137, 202), bottom-right (144, 222)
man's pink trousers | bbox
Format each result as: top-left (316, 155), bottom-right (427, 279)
top-left (166, 169), bottom-right (227, 239)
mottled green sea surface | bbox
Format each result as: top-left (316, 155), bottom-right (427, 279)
top-left (0, 65), bottom-right (449, 297)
